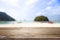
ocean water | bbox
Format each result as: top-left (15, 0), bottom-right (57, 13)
top-left (0, 21), bottom-right (15, 24)
top-left (0, 21), bottom-right (59, 24)
top-left (0, 21), bottom-right (33, 24)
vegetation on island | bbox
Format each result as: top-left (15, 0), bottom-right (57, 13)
top-left (34, 16), bottom-right (49, 22)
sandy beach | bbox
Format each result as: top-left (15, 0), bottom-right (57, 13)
top-left (0, 22), bottom-right (59, 38)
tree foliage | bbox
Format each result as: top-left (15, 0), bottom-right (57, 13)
top-left (34, 16), bottom-right (49, 22)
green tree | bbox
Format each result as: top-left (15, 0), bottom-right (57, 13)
top-left (34, 16), bottom-right (49, 22)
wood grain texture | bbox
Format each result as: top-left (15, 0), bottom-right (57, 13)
top-left (0, 27), bottom-right (60, 38)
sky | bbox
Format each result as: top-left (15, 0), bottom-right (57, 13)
top-left (0, 0), bottom-right (60, 22)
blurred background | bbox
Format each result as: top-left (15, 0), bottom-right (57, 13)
top-left (0, 0), bottom-right (60, 23)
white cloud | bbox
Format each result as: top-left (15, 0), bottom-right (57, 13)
top-left (6, 9), bottom-right (20, 20)
top-left (1, 0), bottom-right (19, 6)
top-left (17, 0), bottom-right (38, 20)
top-left (48, 0), bottom-right (56, 5)
top-left (0, 8), bottom-right (5, 12)
top-left (0, 0), bottom-right (39, 21)
top-left (45, 7), bottom-right (52, 10)
top-left (36, 6), bottom-right (52, 16)
top-left (0, 0), bottom-right (59, 21)
top-left (36, 5), bottom-right (60, 17)
top-left (50, 6), bottom-right (60, 15)
top-left (25, 0), bottom-right (38, 6)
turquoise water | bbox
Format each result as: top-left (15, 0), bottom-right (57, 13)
top-left (0, 21), bottom-right (15, 24)
top-left (0, 21), bottom-right (59, 24)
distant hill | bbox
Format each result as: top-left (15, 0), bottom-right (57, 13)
top-left (0, 12), bottom-right (15, 21)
